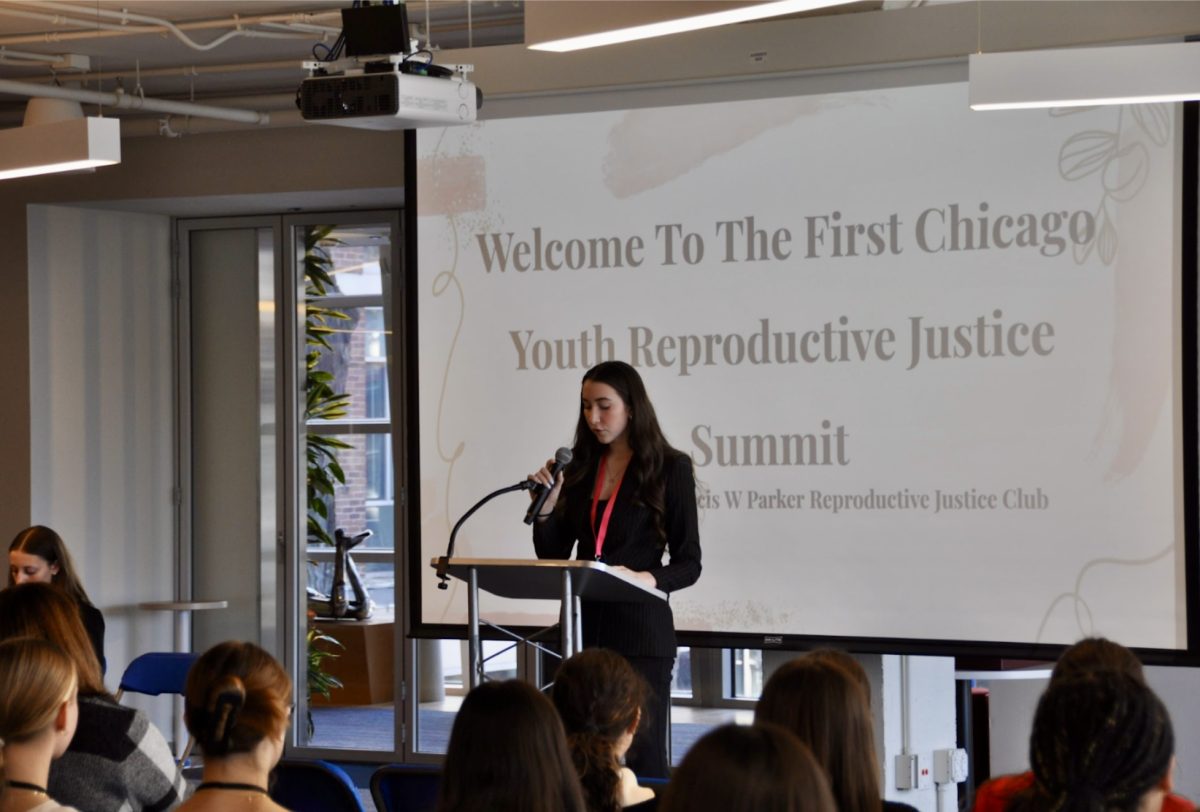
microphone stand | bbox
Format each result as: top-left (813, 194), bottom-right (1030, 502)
top-left (436, 480), bottom-right (535, 589)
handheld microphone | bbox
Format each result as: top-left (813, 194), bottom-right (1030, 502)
top-left (524, 447), bottom-right (572, 525)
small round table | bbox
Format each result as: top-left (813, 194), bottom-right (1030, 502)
top-left (138, 600), bottom-right (228, 653)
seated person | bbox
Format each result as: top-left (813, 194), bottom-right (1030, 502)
top-left (1006, 670), bottom-right (1174, 812)
top-left (660, 723), bottom-right (835, 812)
top-left (176, 641), bottom-right (292, 812)
top-left (0, 637), bottom-right (81, 812)
top-left (552, 649), bottom-right (657, 811)
top-left (437, 679), bottom-right (586, 812)
top-left (0, 584), bottom-right (182, 811)
top-left (7, 526), bottom-right (105, 672)
top-left (973, 637), bottom-right (1193, 812)
top-left (755, 654), bottom-right (917, 812)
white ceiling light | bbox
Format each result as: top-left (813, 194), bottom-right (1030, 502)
top-left (969, 41), bottom-right (1200, 111)
top-left (0, 97), bottom-right (120, 181)
top-left (528, 0), bottom-right (858, 53)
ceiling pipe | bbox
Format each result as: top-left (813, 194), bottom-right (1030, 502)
top-left (27, 0), bottom-right (340, 30)
top-left (0, 93), bottom-right (299, 130)
top-left (127, 108), bottom-right (306, 138)
top-left (12, 59), bottom-right (302, 86)
top-left (0, 3), bottom-right (340, 48)
top-left (0, 77), bottom-right (270, 125)
top-left (0, 46), bottom-right (61, 63)
top-left (0, 6), bottom-right (314, 51)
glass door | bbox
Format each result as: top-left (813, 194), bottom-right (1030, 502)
top-left (287, 214), bottom-right (404, 756)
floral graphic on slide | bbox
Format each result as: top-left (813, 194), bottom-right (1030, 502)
top-left (419, 126), bottom-right (493, 616)
top-left (1056, 103), bottom-right (1173, 482)
top-left (1034, 543), bottom-right (1174, 644)
top-left (1058, 104), bottom-right (1168, 266)
top-left (1037, 103), bottom-right (1175, 642)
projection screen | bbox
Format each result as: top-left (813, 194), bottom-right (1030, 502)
top-left (411, 77), bottom-right (1195, 656)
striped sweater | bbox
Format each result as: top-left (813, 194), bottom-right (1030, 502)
top-left (49, 696), bottom-right (184, 812)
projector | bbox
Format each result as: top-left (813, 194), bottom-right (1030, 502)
top-left (299, 62), bottom-right (480, 130)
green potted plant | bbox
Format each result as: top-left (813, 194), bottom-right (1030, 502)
top-left (303, 225), bottom-right (354, 721)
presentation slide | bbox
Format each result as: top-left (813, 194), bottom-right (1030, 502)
top-left (415, 81), bottom-right (1187, 651)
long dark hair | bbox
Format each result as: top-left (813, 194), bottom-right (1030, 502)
top-left (437, 680), bottom-right (586, 812)
top-left (0, 583), bottom-right (105, 698)
top-left (551, 649), bottom-right (647, 812)
top-left (755, 656), bottom-right (880, 812)
top-left (8, 525), bottom-right (92, 607)
top-left (561, 361), bottom-right (679, 543)
top-left (1009, 671), bottom-right (1173, 812)
top-left (661, 723), bottom-right (837, 812)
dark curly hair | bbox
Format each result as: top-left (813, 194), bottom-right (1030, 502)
top-left (1010, 670), bottom-right (1173, 812)
top-left (551, 649), bottom-right (648, 812)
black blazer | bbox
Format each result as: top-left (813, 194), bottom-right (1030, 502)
top-left (79, 600), bottom-right (106, 674)
top-left (533, 451), bottom-right (702, 657)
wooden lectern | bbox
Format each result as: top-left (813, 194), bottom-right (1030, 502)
top-left (432, 557), bottom-right (667, 688)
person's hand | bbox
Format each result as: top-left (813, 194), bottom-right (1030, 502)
top-left (611, 566), bottom-right (657, 589)
top-left (527, 459), bottom-right (564, 517)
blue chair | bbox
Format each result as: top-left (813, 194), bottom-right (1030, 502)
top-left (270, 759), bottom-right (366, 812)
top-left (370, 764), bottom-right (441, 812)
top-left (115, 652), bottom-right (199, 763)
top-left (116, 652), bottom-right (198, 700)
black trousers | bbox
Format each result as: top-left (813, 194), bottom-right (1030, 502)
top-left (623, 655), bottom-right (675, 780)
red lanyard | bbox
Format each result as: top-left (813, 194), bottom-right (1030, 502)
top-left (590, 455), bottom-right (626, 561)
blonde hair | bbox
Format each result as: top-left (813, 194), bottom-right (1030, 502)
top-left (0, 637), bottom-right (77, 764)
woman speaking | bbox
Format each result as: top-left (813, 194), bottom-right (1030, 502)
top-left (530, 360), bottom-right (702, 779)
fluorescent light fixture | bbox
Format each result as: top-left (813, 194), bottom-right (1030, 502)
top-left (529, 0), bottom-right (857, 52)
top-left (0, 116), bottom-right (120, 181)
top-left (969, 42), bottom-right (1200, 111)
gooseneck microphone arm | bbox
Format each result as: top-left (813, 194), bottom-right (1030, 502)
top-left (435, 480), bottom-right (535, 590)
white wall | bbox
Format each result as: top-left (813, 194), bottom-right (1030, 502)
top-left (26, 203), bottom-right (177, 733)
top-left (879, 656), bottom-right (959, 812)
top-left (188, 226), bottom-right (268, 652)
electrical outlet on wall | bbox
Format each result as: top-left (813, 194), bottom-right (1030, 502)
top-left (895, 753), bottom-right (919, 790)
top-left (934, 748), bottom-right (970, 784)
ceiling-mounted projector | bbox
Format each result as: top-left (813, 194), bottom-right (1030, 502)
top-left (298, 4), bottom-right (479, 131)
top-left (299, 59), bottom-right (480, 130)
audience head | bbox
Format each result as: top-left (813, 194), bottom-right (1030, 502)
top-left (0, 637), bottom-right (79, 758)
top-left (551, 649), bottom-right (647, 812)
top-left (661, 723), bottom-right (836, 812)
top-left (184, 641), bottom-right (292, 762)
top-left (0, 583), bottom-right (104, 697)
top-left (8, 525), bottom-right (91, 606)
top-left (755, 655), bottom-right (880, 812)
top-left (1050, 637), bottom-right (1145, 685)
top-left (805, 648), bottom-right (871, 706)
top-left (438, 679), bottom-right (586, 812)
top-left (1019, 670), bottom-right (1173, 812)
